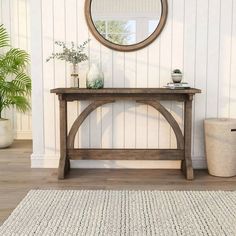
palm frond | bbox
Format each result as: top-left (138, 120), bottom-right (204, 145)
top-left (0, 24), bottom-right (10, 48)
top-left (0, 25), bottom-right (31, 118)
top-left (0, 48), bottom-right (29, 77)
top-left (0, 80), bottom-right (18, 96)
top-left (0, 79), bottom-right (26, 97)
top-left (3, 96), bottom-right (30, 113)
top-left (12, 72), bottom-right (31, 94)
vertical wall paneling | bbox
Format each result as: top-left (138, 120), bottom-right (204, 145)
top-left (112, 52), bottom-right (125, 148)
top-left (101, 46), bottom-right (113, 148)
top-left (218, 0), bottom-right (233, 118)
top-left (124, 52), bottom-right (136, 148)
top-left (230, 0), bottom-right (236, 118)
top-left (30, 0), bottom-right (44, 163)
top-left (42, 0), bottom-right (56, 156)
top-left (206, 0), bottom-right (221, 118)
top-left (21, 0), bottom-right (236, 168)
top-left (136, 48), bottom-right (148, 148)
top-left (193, 0), bottom-right (209, 158)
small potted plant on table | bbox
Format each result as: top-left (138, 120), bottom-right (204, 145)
top-left (0, 24), bottom-right (31, 148)
top-left (171, 69), bottom-right (183, 83)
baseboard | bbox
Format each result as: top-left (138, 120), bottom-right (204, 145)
top-left (192, 157), bottom-right (207, 169)
top-left (31, 154), bottom-right (207, 169)
top-left (31, 154), bottom-right (59, 168)
top-left (14, 131), bottom-right (32, 140)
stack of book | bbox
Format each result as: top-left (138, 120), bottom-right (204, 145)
top-left (164, 82), bottom-right (190, 89)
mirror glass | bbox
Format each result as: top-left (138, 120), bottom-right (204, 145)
top-left (90, 0), bottom-right (163, 46)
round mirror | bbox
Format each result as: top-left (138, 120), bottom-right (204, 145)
top-left (85, 0), bottom-right (168, 52)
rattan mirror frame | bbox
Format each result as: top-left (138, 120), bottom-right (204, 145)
top-left (85, 0), bottom-right (168, 52)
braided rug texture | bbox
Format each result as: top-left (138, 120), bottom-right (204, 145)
top-left (0, 190), bottom-right (236, 236)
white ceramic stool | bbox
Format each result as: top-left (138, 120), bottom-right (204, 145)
top-left (204, 118), bottom-right (236, 177)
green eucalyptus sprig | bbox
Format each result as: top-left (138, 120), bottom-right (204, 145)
top-left (46, 40), bottom-right (90, 65)
top-left (172, 69), bottom-right (182, 74)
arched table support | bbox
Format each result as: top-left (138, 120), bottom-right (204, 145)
top-left (51, 88), bottom-right (201, 180)
top-left (137, 100), bottom-right (184, 149)
top-left (67, 100), bottom-right (114, 149)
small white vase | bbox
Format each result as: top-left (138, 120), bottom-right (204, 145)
top-left (86, 63), bottom-right (104, 89)
top-left (0, 119), bottom-right (14, 148)
top-left (171, 73), bottom-right (183, 83)
top-left (70, 64), bottom-right (79, 87)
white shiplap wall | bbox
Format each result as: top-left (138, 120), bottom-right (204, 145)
top-left (27, 0), bottom-right (236, 169)
top-left (0, 0), bottom-right (32, 139)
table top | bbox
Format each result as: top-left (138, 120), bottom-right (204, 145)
top-left (51, 88), bottom-right (201, 95)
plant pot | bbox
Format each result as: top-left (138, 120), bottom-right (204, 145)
top-left (171, 73), bottom-right (183, 83)
top-left (0, 119), bottom-right (14, 148)
top-left (204, 118), bottom-right (236, 177)
top-left (86, 63), bottom-right (104, 89)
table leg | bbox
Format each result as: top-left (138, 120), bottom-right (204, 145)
top-left (58, 98), bottom-right (69, 179)
top-left (182, 98), bottom-right (194, 180)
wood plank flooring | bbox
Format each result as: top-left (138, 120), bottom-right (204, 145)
top-left (0, 140), bottom-right (236, 225)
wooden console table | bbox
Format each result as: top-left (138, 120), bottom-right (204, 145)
top-left (51, 88), bottom-right (201, 180)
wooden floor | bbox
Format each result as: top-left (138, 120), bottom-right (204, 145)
top-left (0, 140), bottom-right (236, 225)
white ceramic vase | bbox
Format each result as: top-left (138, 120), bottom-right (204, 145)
top-left (86, 63), bottom-right (104, 89)
top-left (171, 73), bottom-right (183, 83)
top-left (0, 119), bottom-right (14, 148)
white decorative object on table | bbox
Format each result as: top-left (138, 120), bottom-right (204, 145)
top-left (171, 69), bottom-right (183, 83)
top-left (86, 63), bottom-right (104, 89)
top-left (0, 119), bottom-right (14, 148)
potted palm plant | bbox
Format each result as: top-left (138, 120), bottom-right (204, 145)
top-left (171, 69), bottom-right (183, 83)
top-left (0, 24), bottom-right (31, 148)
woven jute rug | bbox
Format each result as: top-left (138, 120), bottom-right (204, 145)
top-left (0, 190), bottom-right (236, 236)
